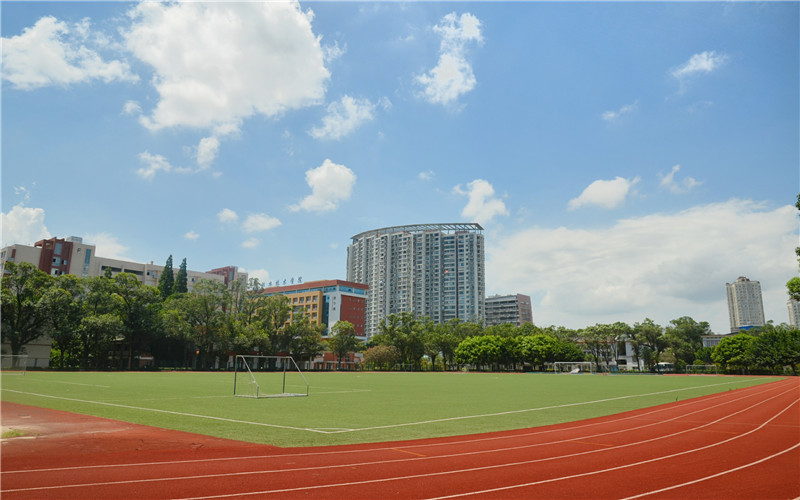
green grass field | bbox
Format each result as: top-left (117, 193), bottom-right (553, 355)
top-left (0, 371), bottom-right (782, 447)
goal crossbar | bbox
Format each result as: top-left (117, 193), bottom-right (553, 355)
top-left (234, 355), bottom-right (309, 398)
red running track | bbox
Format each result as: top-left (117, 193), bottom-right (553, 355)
top-left (2, 377), bottom-right (798, 499)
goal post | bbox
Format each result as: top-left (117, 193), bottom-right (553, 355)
top-left (684, 364), bottom-right (719, 375)
top-left (553, 361), bottom-right (595, 374)
top-left (233, 355), bottom-right (309, 398)
top-left (1, 355), bottom-right (28, 375)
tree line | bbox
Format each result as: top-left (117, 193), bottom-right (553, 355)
top-left (2, 260), bottom-right (799, 375)
top-left (1, 260), bottom-right (343, 370)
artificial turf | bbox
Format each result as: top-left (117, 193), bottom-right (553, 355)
top-left (0, 370), bottom-right (782, 447)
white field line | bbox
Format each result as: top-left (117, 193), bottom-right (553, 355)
top-left (1, 378), bottom-right (785, 478)
top-left (2, 380), bottom-right (770, 476)
top-left (35, 380), bottom-right (112, 388)
top-left (1, 390), bottom-right (325, 434)
top-left (2, 381), bottom-right (794, 495)
top-left (176, 389), bottom-right (800, 500)
top-left (321, 378), bottom-right (774, 434)
top-left (620, 442), bottom-right (800, 500)
top-left (2, 379), bottom-right (756, 437)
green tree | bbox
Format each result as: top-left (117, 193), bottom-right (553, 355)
top-left (41, 275), bottom-right (84, 368)
top-left (327, 321), bottom-right (362, 370)
top-left (286, 315), bottom-right (325, 366)
top-left (633, 318), bottom-right (665, 370)
top-left (111, 273), bottom-right (163, 369)
top-left (712, 334), bottom-right (756, 374)
top-left (517, 334), bottom-right (559, 370)
top-left (1, 262), bottom-right (53, 357)
top-left (174, 258), bottom-right (188, 295)
top-left (158, 255), bottom-right (174, 299)
top-left (750, 326), bottom-right (800, 375)
top-left (363, 344), bottom-right (401, 370)
top-left (80, 275), bottom-right (119, 369)
top-left (455, 335), bottom-right (504, 369)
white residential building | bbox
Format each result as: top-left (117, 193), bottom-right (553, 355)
top-left (725, 276), bottom-right (765, 333)
top-left (788, 299), bottom-right (800, 328)
top-left (347, 223), bottom-right (485, 338)
top-left (485, 294), bottom-right (533, 327)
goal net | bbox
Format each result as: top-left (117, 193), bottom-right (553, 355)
top-left (1, 355), bottom-right (28, 375)
top-left (685, 364), bottom-right (719, 375)
top-left (553, 361), bottom-right (595, 374)
top-left (233, 355), bottom-right (309, 398)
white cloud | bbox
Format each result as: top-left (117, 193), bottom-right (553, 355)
top-left (184, 230), bottom-right (200, 241)
top-left (217, 208), bottom-right (239, 223)
top-left (122, 100), bottom-right (142, 115)
top-left (454, 179), bottom-right (509, 226)
top-left (2, 16), bottom-right (137, 90)
top-left (243, 268), bottom-right (271, 286)
top-left (241, 238), bottom-right (260, 249)
top-left (136, 151), bottom-right (172, 180)
top-left (125, 1), bottom-right (329, 132)
top-left (487, 200), bottom-right (798, 334)
top-left (195, 136), bottom-right (220, 170)
top-left (602, 101), bottom-right (638, 123)
top-left (419, 170), bottom-right (435, 181)
top-left (290, 159), bottom-right (356, 213)
top-left (1, 204), bottom-right (50, 247)
top-left (568, 176), bottom-right (640, 210)
top-left (309, 95), bottom-right (377, 140)
top-left (416, 12), bottom-right (483, 106)
top-left (84, 232), bottom-right (130, 260)
top-left (671, 51), bottom-right (729, 94)
top-left (242, 213), bottom-right (282, 233)
top-left (659, 165), bottom-right (703, 194)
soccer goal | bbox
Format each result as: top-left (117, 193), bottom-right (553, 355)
top-left (233, 355), bottom-right (309, 398)
top-left (1, 355), bottom-right (28, 375)
top-left (685, 364), bottom-right (719, 375)
top-left (553, 361), bottom-right (595, 374)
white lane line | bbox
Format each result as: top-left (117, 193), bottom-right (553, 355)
top-left (620, 442), bottom-right (800, 499)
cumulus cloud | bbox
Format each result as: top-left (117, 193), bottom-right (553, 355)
top-left (454, 179), bottom-right (509, 226)
top-left (290, 159), bottom-right (356, 213)
top-left (309, 95), bottom-right (377, 140)
top-left (568, 177), bottom-right (640, 210)
top-left (416, 12), bottom-right (483, 106)
top-left (84, 232), bottom-right (131, 260)
top-left (217, 208), bottom-right (239, 223)
top-left (659, 165), bottom-right (702, 194)
top-left (125, 1), bottom-right (329, 132)
top-left (2, 16), bottom-right (137, 90)
top-left (243, 268), bottom-right (272, 286)
top-left (184, 230), bottom-right (200, 241)
top-left (602, 101), bottom-right (638, 123)
top-left (195, 136), bottom-right (220, 170)
top-left (1, 204), bottom-right (50, 247)
top-left (242, 213), bottom-right (282, 233)
top-left (487, 200), bottom-right (798, 333)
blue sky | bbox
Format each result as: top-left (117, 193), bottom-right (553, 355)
top-left (2, 1), bottom-right (798, 334)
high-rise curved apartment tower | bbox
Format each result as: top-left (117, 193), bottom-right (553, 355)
top-left (347, 223), bottom-right (485, 338)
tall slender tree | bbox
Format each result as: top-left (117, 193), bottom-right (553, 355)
top-left (175, 258), bottom-right (188, 294)
top-left (158, 255), bottom-right (174, 299)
